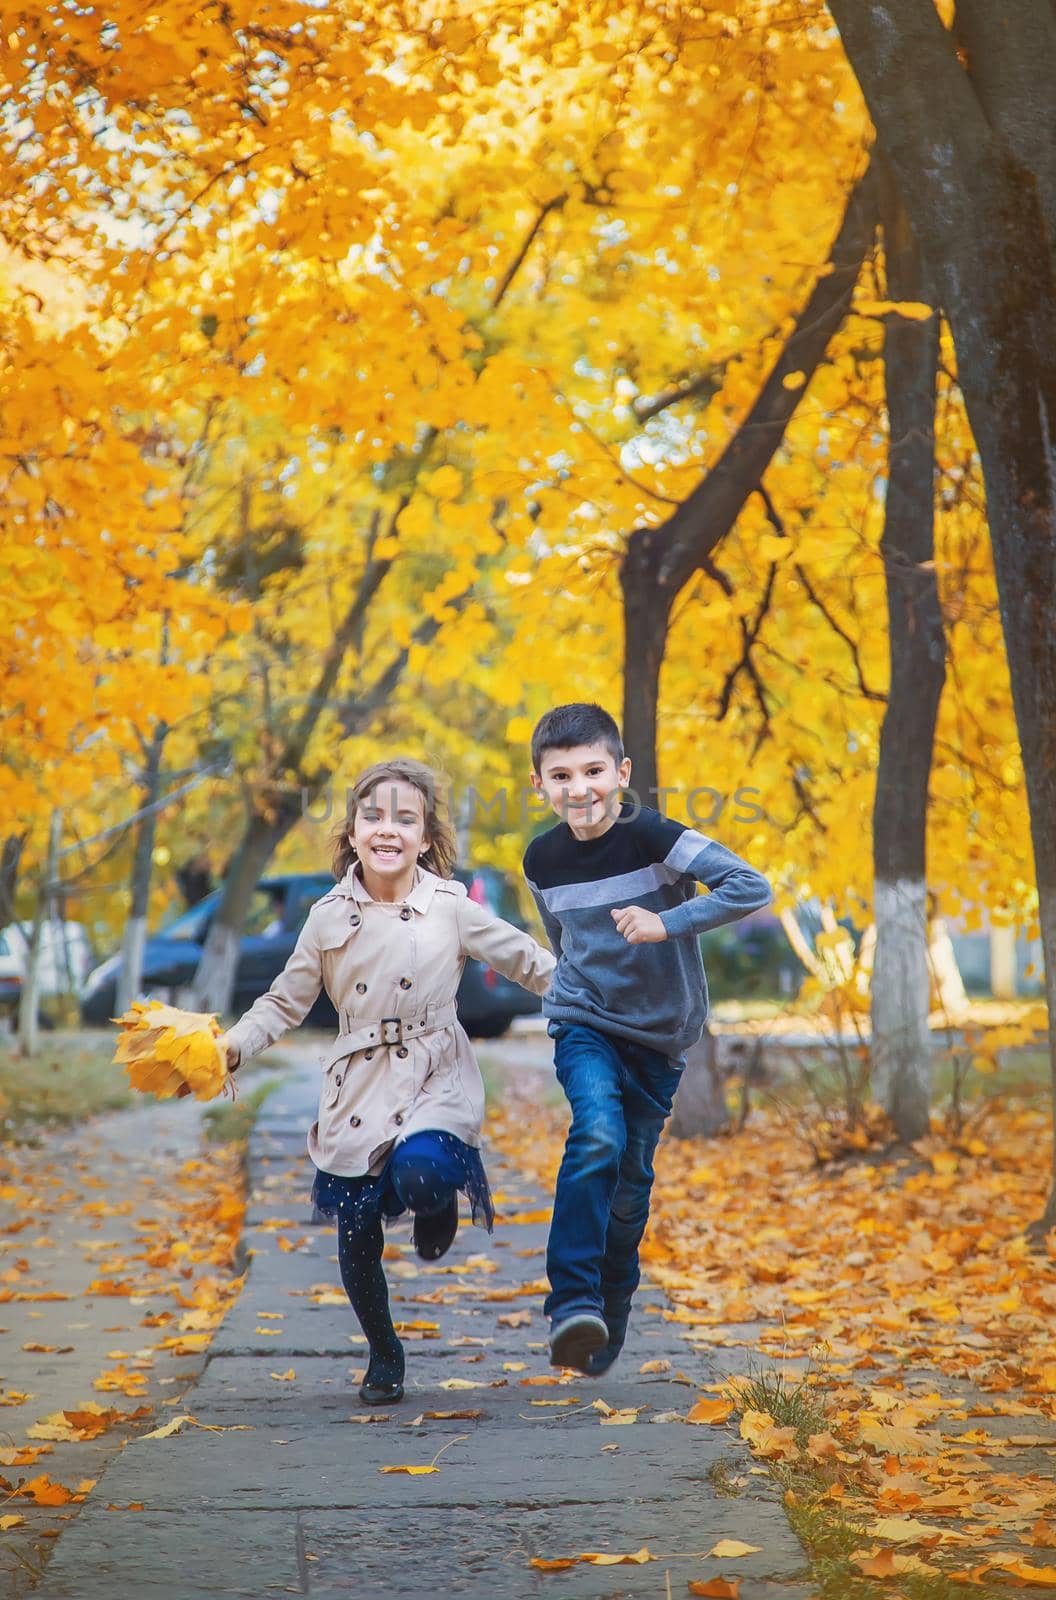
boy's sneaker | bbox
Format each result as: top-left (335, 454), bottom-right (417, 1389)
top-left (586, 1309), bottom-right (630, 1376)
top-left (549, 1312), bottom-right (609, 1374)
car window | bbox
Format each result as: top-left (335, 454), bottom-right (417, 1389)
top-left (291, 879), bottom-right (336, 931)
top-left (243, 887), bottom-right (287, 939)
top-left (455, 869), bottom-right (526, 929)
top-left (159, 898), bottom-right (217, 942)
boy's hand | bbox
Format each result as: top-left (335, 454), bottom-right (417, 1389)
top-left (611, 906), bottom-right (667, 944)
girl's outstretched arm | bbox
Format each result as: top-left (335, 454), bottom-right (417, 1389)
top-left (224, 914), bottom-right (325, 1066)
top-left (455, 897), bottom-right (556, 997)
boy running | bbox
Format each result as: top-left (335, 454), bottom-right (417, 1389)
top-left (523, 703), bottom-right (772, 1374)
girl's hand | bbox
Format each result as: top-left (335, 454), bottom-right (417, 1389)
top-left (611, 906), bottom-right (667, 944)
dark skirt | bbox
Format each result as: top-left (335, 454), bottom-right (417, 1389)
top-left (311, 1129), bottom-right (494, 1234)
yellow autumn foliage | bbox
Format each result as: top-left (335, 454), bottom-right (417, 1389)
top-left (114, 1003), bottom-right (230, 1103)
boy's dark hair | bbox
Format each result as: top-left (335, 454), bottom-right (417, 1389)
top-left (531, 703), bottom-right (625, 774)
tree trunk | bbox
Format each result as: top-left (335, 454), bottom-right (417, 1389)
top-left (928, 913), bottom-right (967, 1016)
top-left (18, 810), bottom-right (61, 1058)
top-left (826, 0), bottom-right (1056, 1225)
top-left (621, 529), bottom-right (673, 798)
top-left (870, 172), bottom-right (944, 1143)
top-left (185, 803), bottom-right (298, 1016)
top-left (668, 1026), bottom-right (728, 1138)
top-left (0, 834), bottom-right (24, 930)
top-left (116, 727), bottom-right (168, 1014)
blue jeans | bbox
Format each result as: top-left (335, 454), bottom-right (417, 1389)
top-left (544, 1022), bottom-right (683, 1325)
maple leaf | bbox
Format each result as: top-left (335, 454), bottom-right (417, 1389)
top-left (851, 1547), bottom-right (939, 1578)
top-left (688, 1397), bottom-right (734, 1425)
top-left (18, 1475), bottom-right (75, 1506)
top-left (578, 1548), bottom-right (654, 1565)
top-left (114, 1001), bottom-right (230, 1102)
top-left (688, 1581), bottom-right (740, 1598)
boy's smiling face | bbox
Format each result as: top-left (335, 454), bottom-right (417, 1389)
top-left (531, 742), bottom-right (633, 840)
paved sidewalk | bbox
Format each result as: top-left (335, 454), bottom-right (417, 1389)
top-left (37, 1058), bottom-right (811, 1600)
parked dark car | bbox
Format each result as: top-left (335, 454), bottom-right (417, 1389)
top-left (80, 868), bottom-right (543, 1038)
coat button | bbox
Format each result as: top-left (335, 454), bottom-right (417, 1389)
top-left (400, 907), bottom-right (412, 921)
top-left (349, 913), bottom-right (361, 926)
top-left (355, 981), bottom-right (367, 994)
top-left (394, 1112), bottom-right (404, 1125)
top-left (335, 1075), bottom-right (342, 1086)
top-left (364, 1049), bottom-right (374, 1060)
top-left (399, 977), bottom-right (412, 990)
top-left (395, 1046), bottom-right (409, 1059)
top-left (349, 1114), bottom-right (361, 1127)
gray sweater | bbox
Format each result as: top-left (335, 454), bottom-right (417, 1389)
top-left (523, 804), bottom-right (772, 1060)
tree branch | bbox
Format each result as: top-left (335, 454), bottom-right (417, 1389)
top-left (625, 162), bottom-right (878, 603)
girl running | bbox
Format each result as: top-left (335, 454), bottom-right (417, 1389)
top-left (222, 757), bottom-right (554, 1404)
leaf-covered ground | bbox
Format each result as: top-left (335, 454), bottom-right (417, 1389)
top-left (0, 1088), bottom-right (247, 1593)
top-left (487, 1066), bottom-right (1056, 1594)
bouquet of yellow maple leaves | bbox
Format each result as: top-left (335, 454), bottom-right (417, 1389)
top-left (114, 1000), bottom-right (235, 1102)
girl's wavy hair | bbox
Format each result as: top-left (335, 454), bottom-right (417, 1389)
top-left (330, 758), bottom-right (457, 881)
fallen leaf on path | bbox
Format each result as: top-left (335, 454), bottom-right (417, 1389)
top-left (739, 1409), bottom-right (798, 1461)
top-left (0, 1446), bottom-right (50, 1465)
top-left (413, 1410), bottom-right (483, 1421)
top-left (270, 1369), bottom-right (295, 1382)
top-left (17, 1475), bottom-right (76, 1506)
top-left (139, 1415), bottom-right (191, 1440)
top-left (851, 1548), bottom-right (939, 1578)
top-left (706, 1541), bottom-right (762, 1558)
top-left (866, 1516), bottom-right (961, 1544)
top-left (639, 1358), bottom-right (671, 1374)
top-left (498, 1310), bottom-right (532, 1327)
top-left (688, 1397), bottom-right (734, 1425)
top-left (990, 1556), bottom-right (1056, 1585)
top-left (579, 1547), bottom-right (654, 1565)
top-left (378, 1464), bottom-right (438, 1476)
top-left (529, 1557), bottom-right (576, 1571)
top-left (688, 1580), bottom-right (740, 1598)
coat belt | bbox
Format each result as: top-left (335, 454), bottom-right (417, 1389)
top-left (332, 1001), bottom-right (459, 1056)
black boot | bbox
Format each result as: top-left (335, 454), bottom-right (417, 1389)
top-left (412, 1193), bottom-right (459, 1261)
top-left (358, 1340), bottom-right (405, 1405)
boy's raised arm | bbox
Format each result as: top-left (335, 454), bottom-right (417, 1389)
top-left (659, 829), bottom-right (772, 940)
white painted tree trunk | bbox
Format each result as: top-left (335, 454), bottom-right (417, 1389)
top-left (927, 916), bottom-right (967, 1015)
top-left (668, 1027), bottom-right (728, 1139)
top-left (183, 920), bottom-right (243, 1016)
top-left (871, 877), bottom-right (932, 1141)
top-left (116, 916), bottom-right (149, 1015)
top-left (18, 809), bottom-right (62, 1058)
top-left (989, 926), bottom-right (1017, 1000)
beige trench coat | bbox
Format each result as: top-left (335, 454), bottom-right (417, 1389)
top-left (225, 866), bottom-right (555, 1176)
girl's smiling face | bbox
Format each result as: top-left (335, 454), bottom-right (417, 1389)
top-left (352, 780), bottom-right (430, 901)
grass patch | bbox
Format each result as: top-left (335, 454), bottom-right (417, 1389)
top-left (734, 1373), bottom-right (998, 1600)
top-left (0, 1032), bottom-right (131, 1140)
top-left (202, 1078), bottom-right (283, 1145)
top-left (738, 1362), bottom-right (827, 1445)
top-left (783, 1486), bottom-right (990, 1600)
